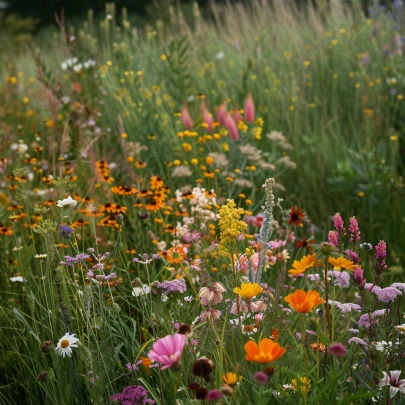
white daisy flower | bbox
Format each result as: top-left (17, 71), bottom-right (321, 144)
top-left (55, 332), bottom-right (80, 358)
top-left (132, 285), bottom-right (151, 297)
top-left (10, 276), bottom-right (25, 282)
top-left (56, 196), bottom-right (78, 208)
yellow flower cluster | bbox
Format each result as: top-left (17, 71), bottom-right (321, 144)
top-left (218, 199), bottom-right (247, 255)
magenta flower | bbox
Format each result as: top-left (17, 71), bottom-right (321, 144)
top-left (378, 371), bottom-right (405, 398)
top-left (207, 389), bottom-right (223, 401)
top-left (333, 213), bottom-right (345, 233)
top-left (216, 102), bottom-right (227, 125)
top-left (348, 217), bottom-right (360, 243)
top-left (353, 267), bottom-right (365, 287)
top-left (254, 371), bottom-right (269, 385)
top-left (148, 334), bottom-right (186, 370)
top-left (375, 240), bottom-right (387, 271)
top-left (327, 343), bottom-right (347, 357)
top-left (328, 230), bottom-right (339, 247)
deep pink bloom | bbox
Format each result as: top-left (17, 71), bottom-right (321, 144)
top-left (244, 92), bottom-right (255, 122)
top-left (328, 231), bottom-right (339, 246)
top-left (353, 267), bottom-right (365, 287)
top-left (201, 103), bottom-right (214, 132)
top-left (148, 334), bottom-right (186, 370)
top-left (333, 213), bottom-right (345, 233)
top-left (348, 217), bottom-right (360, 243)
top-left (216, 102), bottom-right (227, 125)
top-left (207, 389), bottom-right (223, 401)
top-left (254, 371), bottom-right (268, 385)
top-left (181, 104), bottom-right (193, 129)
top-left (375, 240), bottom-right (387, 271)
top-left (327, 343), bottom-right (347, 357)
top-left (224, 115), bottom-right (239, 141)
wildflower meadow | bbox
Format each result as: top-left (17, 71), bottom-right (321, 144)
top-left (1, 0), bottom-right (405, 404)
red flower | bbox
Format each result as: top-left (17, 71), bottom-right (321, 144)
top-left (295, 236), bottom-right (314, 252)
top-left (289, 206), bottom-right (305, 227)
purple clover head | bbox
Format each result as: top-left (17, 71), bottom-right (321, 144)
top-left (59, 225), bottom-right (73, 239)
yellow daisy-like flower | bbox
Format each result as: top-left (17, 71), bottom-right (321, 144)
top-left (328, 256), bottom-right (358, 271)
top-left (288, 253), bottom-right (323, 275)
top-left (234, 282), bottom-right (263, 300)
top-left (223, 372), bottom-right (242, 386)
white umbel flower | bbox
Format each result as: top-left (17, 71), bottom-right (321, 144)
top-left (55, 332), bottom-right (80, 357)
top-left (10, 276), bottom-right (25, 282)
top-left (56, 196), bottom-right (78, 208)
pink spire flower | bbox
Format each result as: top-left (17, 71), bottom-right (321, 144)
top-left (148, 334), bottom-right (186, 370)
top-left (216, 102), bottom-right (227, 125)
top-left (244, 92), bottom-right (255, 122)
top-left (224, 115), bottom-right (239, 141)
top-left (333, 213), bottom-right (345, 233)
top-left (375, 240), bottom-right (387, 271)
top-left (181, 104), bottom-right (193, 129)
top-left (348, 217), bottom-right (360, 243)
top-left (201, 103), bottom-right (214, 132)
top-left (379, 371), bottom-right (405, 398)
top-left (328, 230), bottom-right (339, 247)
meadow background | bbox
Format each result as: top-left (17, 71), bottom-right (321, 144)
top-left (0, 0), bottom-right (405, 404)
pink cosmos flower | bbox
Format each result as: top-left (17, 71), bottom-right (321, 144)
top-left (148, 334), bottom-right (186, 370)
top-left (379, 370), bottom-right (405, 398)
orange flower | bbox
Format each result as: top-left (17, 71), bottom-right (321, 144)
top-left (166, 245), bottom-right (187, 264)
top-left (288, 253), bottom-right (323, 275)
top-left (140, 357), bottom-right (153, 376)
top-left (244, 338), bottom-right (286, 364)
top-left (328, 256), bottom-right (358, 271)
top-left (310, 342), bottom-right (326, 352)
top-left (284, 290), bottom-right (324, 313)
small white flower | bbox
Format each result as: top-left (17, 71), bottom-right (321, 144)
top-left (106, 14), bottom-right (112, 20)
top-left (55, 332), bottom-right (80, 358)
top-left (56, 196), bottom-right (78, 208)
top-left (132, 285), bottom-right (151, 297)
top-left (162, 294), bottom-right (169, 302)
top-left (10, 276), bottom-right (25, 282)
top-left (10, 143), bottom-right (28, 153)
top-left (35, 254), bottom-right (48, 259)
top-left (184, 296), bottom-right (193, 302)
top-left (216, 52), bottom-right (225, 60)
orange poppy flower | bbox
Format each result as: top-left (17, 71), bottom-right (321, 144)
top-left (328, 257), bottom-right (358, 271)
top-left (140, 357), bottom-right (153, 376)
top-left (284, 290), bottom-right (324, 313)
top-left (288, 253), bottom-right (323, 275)
top-left (244, 338), bottom-right (286, 364)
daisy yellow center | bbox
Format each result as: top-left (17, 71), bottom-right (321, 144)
top-left (60, 339), bottom-right (70, 349)
top-left (333, 266), bottom-right (342, 270)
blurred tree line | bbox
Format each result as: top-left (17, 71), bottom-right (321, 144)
top-left (1, 0), bottom-right (400, 30)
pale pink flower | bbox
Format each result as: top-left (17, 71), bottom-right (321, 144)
top-left (244, 92), bottom-right (255, 122)
top-left (181, 104), bottom-right (193, 129)
top-left (232, 109), bottom-right (242, 123)
top-left (238, 253), bottom-right (259, 275)
top-left (379, 371), bottom-right (405, 398)
top-left (148, 334), bottom-right (186, 370)
top-left (200, 308), bottom-right (221, 322)
top-left (199, 282), bottom-right (226, 306)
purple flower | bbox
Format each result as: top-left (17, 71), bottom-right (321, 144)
top-left (327, 343), bottom-right (347, 357)
top-left (329, 300), bottom-right (361, 313)
top-left (328, 271), bottom-right (350, 288)
top-left (391, 283), bottom-right (405, 292)
top-left (155, 279), bottom-right (187, 295)
top-left (377, 287), bottom-right (402, 303)
top-left (254, 371), bottom-right (269, 385)
top-left (358, 309), bottom-right (389, 329)
top-left (348, 328), bottom-right (359, 334)
top-left (333, 213), bottom-right (345, 233)
top-left (348, 337), bottom-right (368, 350)
top-left (59, 225), bottom-right (73, 239)
top-left (207, 389), bottom-right (223, 401)
top-left (110, 385), bottom-right (155, 405)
